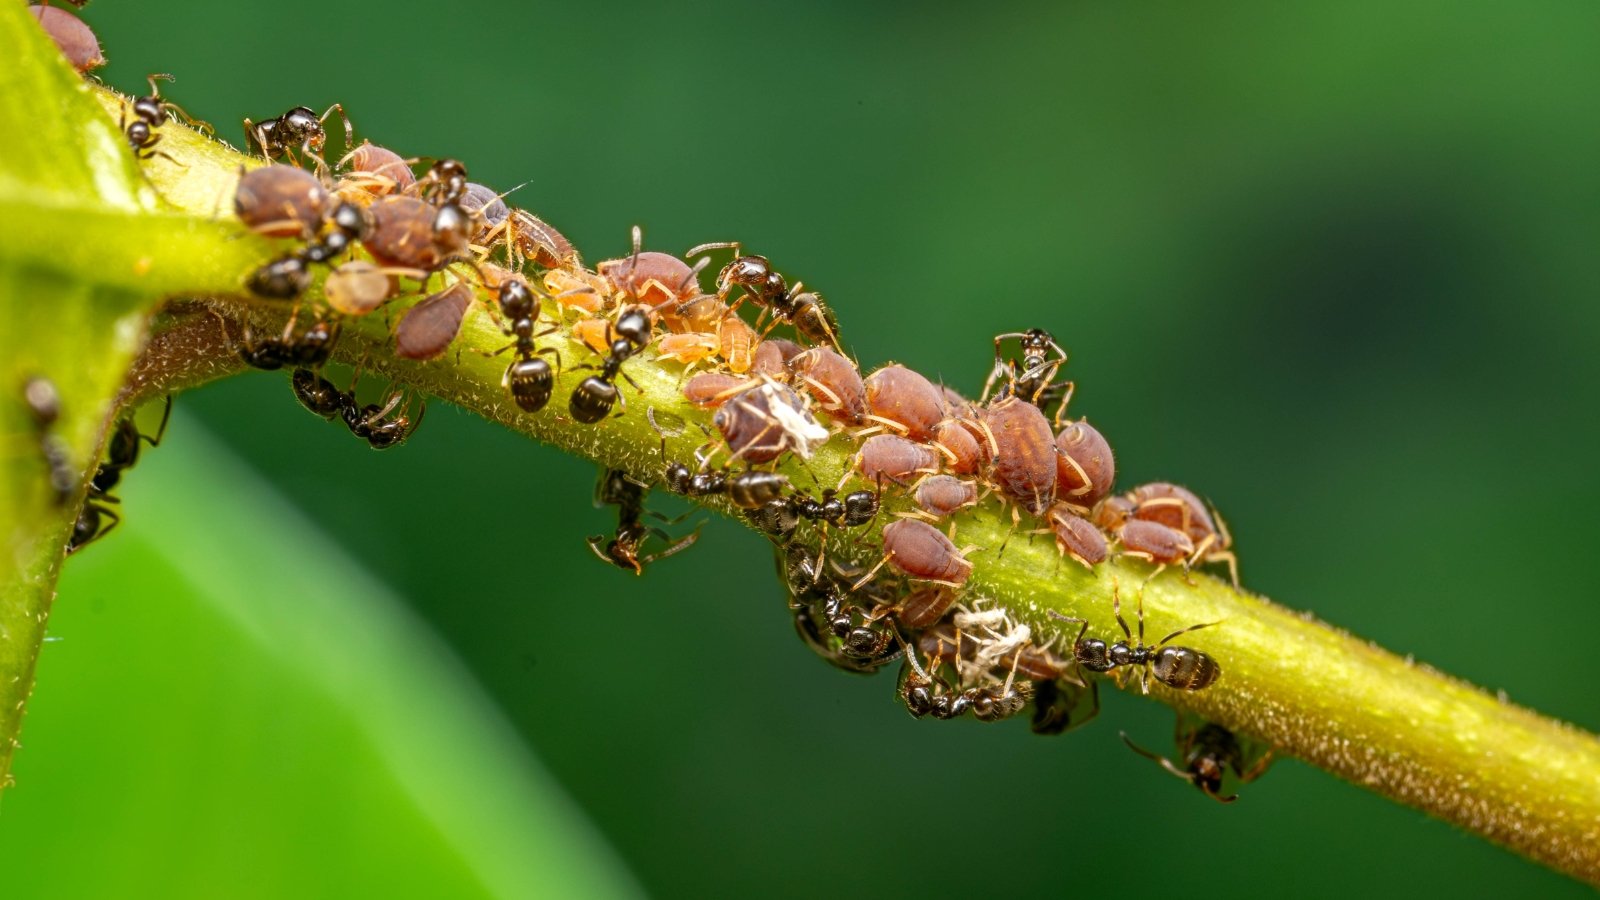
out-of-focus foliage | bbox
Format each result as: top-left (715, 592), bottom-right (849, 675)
top-left (0, 424), bottom-right (637, 899)
top-left (7, 0), bottom-right (1597, 896)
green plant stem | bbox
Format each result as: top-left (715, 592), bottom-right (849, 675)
top-left (5, 80), bottom-right (1600, 884)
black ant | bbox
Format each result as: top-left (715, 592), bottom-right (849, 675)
top-left (342, 391), bottom-right (424, 450)
top-left (247, 201), bottom-right (372, 299)
top-left (649, 408), bottom-right (790, 508)
top-left (235, 316), bottom-right (338, 371)
top-left (291, 367), bottom-right (352, 420)
top-left (685, 241), bottom-right (842, 349)
top-left (981, 328), bottom-right (1073, 420)
top-left (416, 159), bottom-right (478, 261)
top-left (1121, 715), bottom-right (1274, 804)
top-left (70, 398), bottom-right (172, 554)
top-left (244, 103), bottom-right (350, 163)
top-left (122, 74), bottom-right (202, 164)
top-left (587, 468), bottom-right (699, 574)
top-left (1048, 584), bottom-right (1221, 693)
top-left (23, 376), bottom-right (75, 505)
top-left (790, 486), bottom-right (880, 529)
top-left (569, 306), bottom-right (650, 424)
top-left (485, 277), bottom-right (561, 413)
top-left (780, 546), bottom-right (901, 675)
top-left (898, 639), bottom-right (1032, 723)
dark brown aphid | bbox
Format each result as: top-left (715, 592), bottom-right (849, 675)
top-left (1050, 586), bottom-right (1221, 693)
top-left (895, 584), bottom-right (958, 630)
top-left (750, 338), bottom-right (801, 379)
top-left (864, 365), bottom-right (945, 441)
top-left (339, 141), bottom-right (415, 195)
top-left (686, 241), bottom-right (843, 348)
top-left (598, 230), bottom-right (701, 322)
top-left (395, 281), bottom-right (474, 360)
top-left (983, 396), bottom-right (1057, 516)
top-left (682, 372), bottom-right (756, 408)
top-left (1122, 716), bottom-right (1275, 804)
top-left (880, 518), bottom-right (973, 587)
top-left (1054, 420), bottom-right (1115, 508)
top-left (461, 183), bottom-right (509, 237)
top-left (914, 474), bottom-right (978, 519)
top-left (932, 417), bottom-right (987, 475)
top-left (856, 434), bottom-right (940, 487)
top-left (982, 328), bottom-right (1073, 418)
top-left (23, 376), bottom-right (74, 504)
top-left (234, 164), bottom-right (329, 238)
top-left (244, 103), bottom-right (349, 163)
top-left (30, 5), bottom-right (103, 72)
top-left (789, 346), bottom-right (866, 425)
top-left (1118, 518), bottom-right (1194, 566)
top-left (1047, 502), bottom-right (1107, 569)
top-left (712, 382), bottom-right (828, 463)
top-left (363, 196), bottom-right (443, 272)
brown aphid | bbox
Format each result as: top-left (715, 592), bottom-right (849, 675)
top-left (932, 418), bottom-right (986, 475)
top-left (864, 365), bottom-right (945, 441)
top-left (718, 313), bottom-right (757, 374)
top-left (1055, 420), bottom-right (1116, 507)
top-left (324, 260), bottom-right (395, 316)
top-left (501, 208), bottom-right (577, 270)
top-left (940, 384), bottom-right (973, 416)
top-left (1047, 502), bottom-right (1108, 569)
top-left (30, 5), bottom-right (103, 73)
top-left (713, 381), bottom-right (827, 463)
top-left (339, 141), bottom-right (415, 195)
top-left (752, 338), bottom-right (803, 377)
top-left (983, 396), bottom-right (1057, 516)
top-left (789, 346), bottom-right (866, 425)
top-left (914, 475), bottom-right (978, 518)
top-left (597, 236), bottom-right (700, 320)
top-left (1092, 494), bottom-right (1135, 531)
top-left (881, 518), bottom-right (973, 587)
top-left (364, 195), bottom-right (442, 271)
top-left (683, 372), bottom-right (756, 408)
top-left (1128, 482), bottom-right (1238, 587)
top-left (1128, 482), bottom-right (1216, 543)
top-left (395, 281), bottom-right (474, 360)
top-left (1119, 518), bottom-right (1195, 565)
top-left (234, 165), bottom-right (329, 237)
top-left (896, 584), bottom-right (957, 630)
top-left (856, 434), bottom-right (940, 487)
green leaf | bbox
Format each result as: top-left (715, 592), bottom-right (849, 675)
top-left (0, 1), bottom-right (270, 790)
top-left (0, 419), bottom-right (640, 898)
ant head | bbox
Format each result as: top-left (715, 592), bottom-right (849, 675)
top-left (613, 307), bottom-right (652, 348)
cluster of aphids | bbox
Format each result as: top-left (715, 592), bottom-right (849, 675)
top-left (30, 4), bottom-right (1274, 802)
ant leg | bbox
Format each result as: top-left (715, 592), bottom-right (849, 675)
top-left (1111, 580), bottom-right (1133, 642)
top-left (144, 395), bottom-right (174, 447)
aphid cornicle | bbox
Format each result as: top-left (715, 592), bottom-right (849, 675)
top-left (1050, 585), bottom-right (1221, 693)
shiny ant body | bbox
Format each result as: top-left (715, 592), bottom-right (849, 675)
top-left (244, 103), bottom-right (350, 163)
top-left (685, 242), bottom-right (842, 349)
top-left (1048, 585), bottom-right (1221, 693)
top-left (487, 278), bottom-right (560, 413)
top-left (569, 307), bottom-right (650, 424)
top-left (236, 318), bottom-right (338, 370)
top-left (289, 367), bottom-right (423, 450)
top-left (587, 468), bottom-right (699, 574)
top-left (1122, 717), bottom-right (1275, 804)
top-left (122, 74), bottom-right (199, 164)
top-left (416, 159), bottom-right (477, 260)
top-left (781, 547), bottom-right (901, 675)
top-left (70, 399), bottom-right (172, 554)
top-left (247, 201), bottom-right (371, 299)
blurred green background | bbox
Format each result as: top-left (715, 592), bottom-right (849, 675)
top-left (5, 0), bottom-right (1599, 896)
